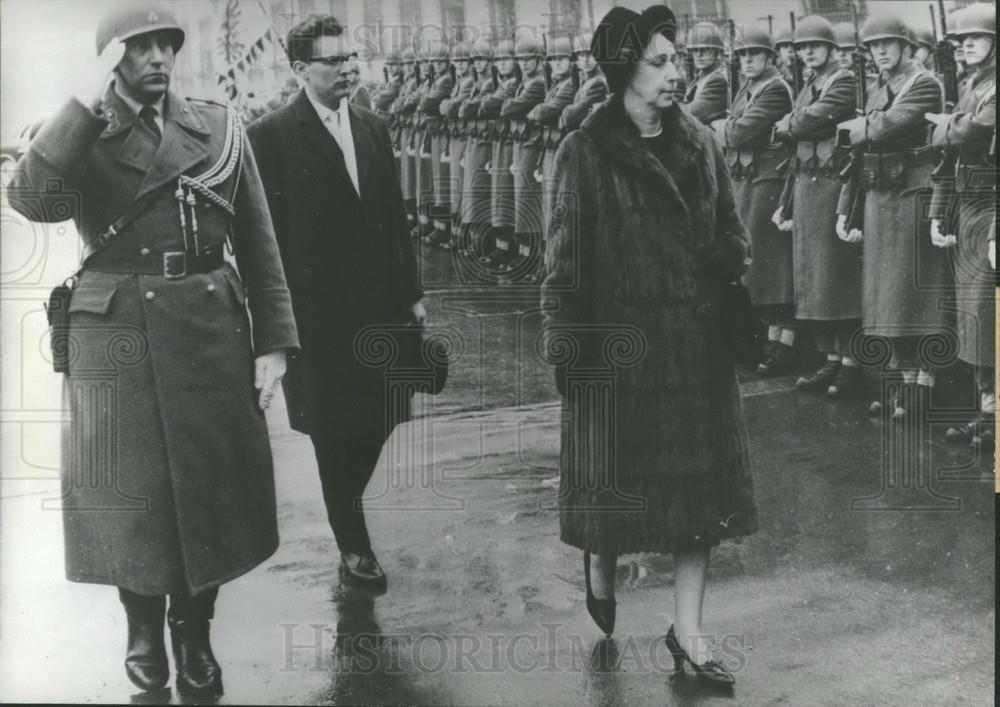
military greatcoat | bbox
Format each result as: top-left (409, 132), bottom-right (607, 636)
top-left (837, 59), bottom-right (951, 340)
top-left (8, 88), bottom-right (299, 594)
top-left (684, 65), bottom-right (730, 124)
top-left (776, 60), bottom-right (860, 321)
top-left (528, 72), bottom-right (576, 240)
top-left (458, 72), bottom-right (498, 226)
top-left (482, 75), bottom-right (520, 227)
top-left (929, 58), bottom-right (996, 367)
top-left (723, 66), bottom-right (794, 308)
top-left (502, 70), bottom-right (547, 234)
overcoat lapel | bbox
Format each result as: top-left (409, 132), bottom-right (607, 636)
top-left (293, 90), bottom-right (359, 199)
top-left (134, 92), bottom-right (211, 199)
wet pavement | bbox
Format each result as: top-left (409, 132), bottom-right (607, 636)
top-left (1, 229), bottom-right (995, 705)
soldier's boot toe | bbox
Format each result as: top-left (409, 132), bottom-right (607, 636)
top-left (795, 361), bottom-right (842, 392)
top-left (826, 364), bottom-right (863, 399)
top-left (169, 616), bottom-right (223, 697)
top-left (120, 593), bottom-right (168, 692)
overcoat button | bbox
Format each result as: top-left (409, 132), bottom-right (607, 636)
top-left (140, 247), bottom-right (151, 256)
top-left (145, 291), bottom-right (155, 301)
top-left (206, 284), bottom-right (217, 293)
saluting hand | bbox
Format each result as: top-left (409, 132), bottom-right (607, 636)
top-left (254, 351), bottom-right (287, 411)
top-left (74, 37), bottom-right (125, 110)
top-left (930, 219), bottom-right (957, 248)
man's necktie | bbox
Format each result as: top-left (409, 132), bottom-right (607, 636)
top-left (139, 105), bottom-right (161, 142)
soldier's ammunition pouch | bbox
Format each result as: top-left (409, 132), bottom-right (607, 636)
top-left (860, 149), bottom-right (938, 191)
top-left (955, 160), bottom-right (998, 194)
top-left (510, 120), bottom-right (526, 141)
top-left (795, 137), bottom-right (840, 177)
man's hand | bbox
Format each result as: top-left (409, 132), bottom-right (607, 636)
top-left (73, 38), bottom-right (125, 109)
top-left (930, 218), bottom-right (957, 248)
top-left (924, 112), bottom-right (949, 128)
top-left (773, 114), bottom-right (791, 137)
top-left (772, 206), bottom-right (793, 232)
top-left (410, 300), bottom-right (427, 325)
top-left (836, 214), bottom-right (862, 243)
top-left (254, 350), bottom-right (287, 411)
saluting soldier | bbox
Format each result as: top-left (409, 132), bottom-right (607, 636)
top-left (835, 12), bottom-right (950, 418)
top-left (409, 50), bottom-right (435, 239)
top-left (926, 3), bottom-right (996, 448)
top-left (721, 26), bottom-right (796, 376)
top-left (456, 40), bottom-right (498, 261)
top-left (421, 45), bottom-right (455, 246)
top-left (528, 35), bottom-right (576, 282)
top-left (7, 2), bottom-right (298, 696)
top-left (478, 40), bottom-right (521, 268)
top-left (561, 31), bottom-right (609, 132)
top-left (437, 43), bottom-right (476, 250)
top-left (500, 38), bottom-right (547, 278)
top-left (772, 16), bottom-right (862, 398)
top-left (684, 22), bottom-right (730, 124)
top-left (391, 48), bottom-right (420, 231)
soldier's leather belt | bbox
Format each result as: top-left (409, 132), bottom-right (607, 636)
top-left (87, 249), bottom-right (224, 279)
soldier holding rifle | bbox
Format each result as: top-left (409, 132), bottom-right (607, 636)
top-left (925, 2), bottom-right (996, 449)
top-left (835, 11), bottom-right (950, 419)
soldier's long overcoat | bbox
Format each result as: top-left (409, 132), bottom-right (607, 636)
top-left (9, 89), bottom-right (299, 594)
top-left (929, 58), bottom-right (996, 367)
top-left (838, 59), bottom-right (951, 339)
top-left (777, 60), bottom-right (860, 321)
top-left (723, 66), bottom-right (794, 308)
top-left (502, 71), bottom-right (547, 233)
top-left (458, 72), bottom-right (498, 226)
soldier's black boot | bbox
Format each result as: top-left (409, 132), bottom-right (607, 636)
top-left (795, 360), bottom-right (841, 392)
top-left (168, 589), bottom-right (223, 697)
top-left (118, 589), bottom-right (169, 692)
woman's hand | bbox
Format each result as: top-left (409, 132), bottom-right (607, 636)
top-left (930, 218), bottom-right (957, 248)
top-left (255, 351), bottom-right (287, 411)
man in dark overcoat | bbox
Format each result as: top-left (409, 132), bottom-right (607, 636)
top-left (8, 2), bottom-right (299, 696)
top-left (247, 15), bottom-right (424, 591)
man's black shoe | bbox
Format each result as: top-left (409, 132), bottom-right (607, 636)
top-left (340, 552), bottom-right (388, 592)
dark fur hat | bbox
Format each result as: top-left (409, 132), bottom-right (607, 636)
top-left (591, 5), bottom-right (677, 94)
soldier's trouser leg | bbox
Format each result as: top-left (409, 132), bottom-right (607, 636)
top-left (119, 588), bottom-right (168, 691)
top-left (168, 586), bottom-right (222, 696)
top-left (812, 320), bottom-right (861, 359)
top-left (310, 435), bottom-right (384, 554)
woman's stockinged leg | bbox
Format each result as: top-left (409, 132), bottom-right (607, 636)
top-left (673, 546), bottom-right (712, 663)
top-left (588, 551), bottom-right (618, 600)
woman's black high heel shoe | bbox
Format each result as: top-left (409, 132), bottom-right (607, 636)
top-left (584, 551), bottom-right (616, 636)
top-left (665, 624), bottom-right (735, 686)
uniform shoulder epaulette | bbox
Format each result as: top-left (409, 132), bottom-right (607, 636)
top-left (187, 96), bottom-right (228, 109)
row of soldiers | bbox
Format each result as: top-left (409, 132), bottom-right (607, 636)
top-left (359, 4), bottom-right (994, 446)
top-left (681, 4), bottom-right (995, 447)
top-left (369, 34), bottom-right (609, 284)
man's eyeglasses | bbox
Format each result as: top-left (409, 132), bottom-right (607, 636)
top-left (307, 54), bottom-right (353, 66)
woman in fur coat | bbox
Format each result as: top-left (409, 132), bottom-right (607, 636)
top-left (541, 5), bottom-right (757, 687)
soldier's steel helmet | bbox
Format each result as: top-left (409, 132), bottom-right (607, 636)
top-left (913, 27), bottom-right (934, 50)
top-left (546, 35), bottom-right (573, 58)
top-left (496, 39), bottom-right (516, 58)
top-left (572, 32), bottom-right (594, 55)
top-left (774, 26), bottom-right (793, 48)
top-left (400, 48), bottom-right (416, 63)
top-left (385, 49), bottom-right (402, 64)
top-left (428, 44), bottom-right (450, 62)
top-left (96, 1), bottom-right (185, 55)
top-left (686, 22), bottom-right (725, 51)
top-left (860, 13), bottom-right (914, 46)
top-left (793, 16), bottom-right (837, 47)
top-left (734, 25), bottom-right (775, 54)
top-left (950, 3), bottom-right (996, 38)
top-left (832, 22), bottom-right (857, 50)
top-left (450, 43), bottom-right (472, 61)
top-left (471, 40), bottom-right (494, 60)
top-left (514, 37), bottom-right (544, 58)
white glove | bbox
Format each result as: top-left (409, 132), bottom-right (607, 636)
top-left (254, 350), bottom-right (287, 411)
top-left (836, 214), bottom-right (862, 243)
top-left (772, 206), bottom-right (793, 232)
top-left (930, 218), bottom-right (957, 248)
top-left (73, 38), bottom-right (126, 109)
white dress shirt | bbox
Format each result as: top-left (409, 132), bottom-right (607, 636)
top-left (305, 91), bottom-right (360, 197)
